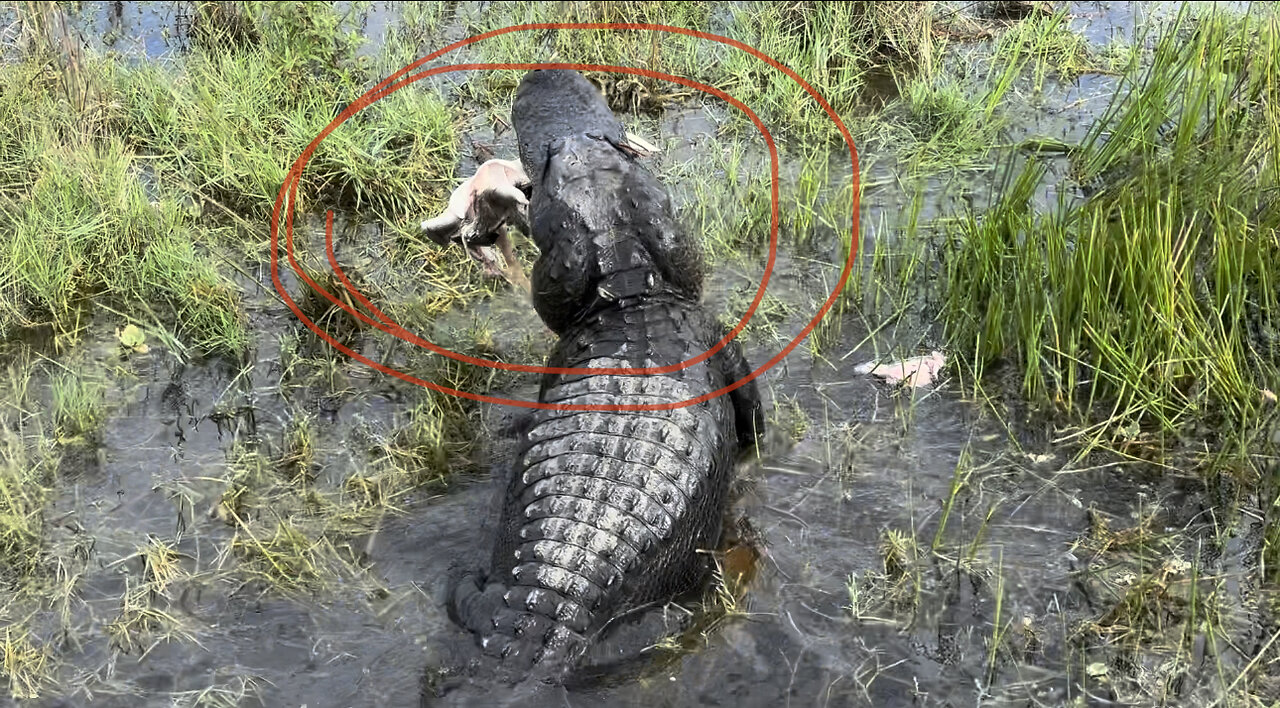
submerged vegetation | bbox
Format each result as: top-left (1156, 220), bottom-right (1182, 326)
top-left (0, 0), bottom-right (1277, 705)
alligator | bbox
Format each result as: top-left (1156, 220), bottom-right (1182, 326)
top-left (445, 69), bottom-right (764, 680)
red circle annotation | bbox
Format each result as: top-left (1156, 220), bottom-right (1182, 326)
top-left (269, 23), bottom-right (861, 412)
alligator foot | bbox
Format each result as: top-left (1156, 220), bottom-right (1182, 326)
top-left (566, 603), bottom-right (693, 688)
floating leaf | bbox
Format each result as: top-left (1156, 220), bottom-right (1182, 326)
top-left (116, 324), bottom-right (149, 354)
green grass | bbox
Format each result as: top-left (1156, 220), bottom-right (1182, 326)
top-left (718, 1), bottom-right (931, 142)
top-left (0, 2), bottom-right (470, 357)
top-left (0, 426), bottom-right (58, 584)
top-left (0, 358), bottom-right (66, 701)
top-left (447, 1), bottom-right (934, 143)
top-left (943, 8), bottom-right (1280, 464)
top-left (0, 133), bottom-right (248, 355)
top-left (994, 8), bottom-right (1099, 91)
top-left (118, 8), bottom-right (458, 221)
top-left (346, 396), bottom-right (473, 507)
top-left (50, 369), bottom-right (104, 442)
top-left (665, 140), bottom-right (774, 261)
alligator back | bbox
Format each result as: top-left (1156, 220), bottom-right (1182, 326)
top-left (452, 295), bottom-right (740, 673)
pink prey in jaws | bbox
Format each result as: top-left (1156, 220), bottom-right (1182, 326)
top-left (421, 158), bottom-right (533, 293)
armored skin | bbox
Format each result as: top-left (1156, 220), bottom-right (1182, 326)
top-left (448, 69), bottom-right (764, 678)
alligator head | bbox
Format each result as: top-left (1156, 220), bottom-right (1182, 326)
top-left (512, 69), bottom-right (705, 334)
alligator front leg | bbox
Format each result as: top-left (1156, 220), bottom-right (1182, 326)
top-left (713, 330), bottom-right (765, 453)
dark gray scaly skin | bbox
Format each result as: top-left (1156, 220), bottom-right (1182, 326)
top-left (449, 69), bottom-right (764, 679)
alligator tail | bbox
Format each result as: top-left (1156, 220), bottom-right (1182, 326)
top-left (450, 572), bottom-right (592, 675)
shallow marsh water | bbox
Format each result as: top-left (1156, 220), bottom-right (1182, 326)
top-left (2, 2), bottom-right (1273, 706)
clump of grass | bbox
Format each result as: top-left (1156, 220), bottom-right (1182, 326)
top-left (0, 362), bottom-right (65, 700)
top-left (107, 538), bottom-right (197, 656)
top-left (118, 2), bottom-right (457, 221)
top-left (550, 2), bottom-right (711, 114)
top-left (296, 266), bottom-right (368, 352)
top-left (137, 537), bottom-right (185, 596)
top-left (994, 8), bottom-right (1098, 91)
top-left (873, 527), bottom-right (923, 615)
top-left (210, 442), bottom-right (380, 595)
top-left (887, 33), bottom-right (1033, 172)
top-left (187, 1), bottom-right (262, 51)
top-left (787, 143), bottom-right (831, 246)
top-left (278, 414), bottom-right (318, 485)
top-left (11, 3), bottom-right (104, 119)
top-left (50, 369), bottom-right (104, 442)
top-left (211, 446), bottom-right (277, 525)
top-left (1, 626), bottom-right (51, 701)
top-left (0, 425), bottom-right (60, 584)
top-left (769, 394), bottom-right (809, 443)
top-left (0, 10), bottom-right (252, 357)
top-left (460, 1), bottom-right (709, 111)
top-left (131, 236), bottom-right (250, 357)
top-left (379, 400), bottom-right (454, 485)
top-left (943, 8), bottom-right (1280, 466)
top-left (0, 132), bottom-right (247, 355)
top-left (460, 2), bottom-right (933, 141)
top-left (716, 290), bottom-right (790, 344)
top-left (840, 177), bottom-right (937, 344)
top-left (900, 69), bottom-right (985, 144)
top-left (0, 57), bottom-right (110, 201)
top-left (878, 4), bottom-right (1098, 174)
top-left (1068, 505), bottom-right (1223, 701)
top-left (673, 141), bottom-right (774, 262)
top-left (824, 422), bottom-right (867, 482)
top-left (719, 1), bottom-right (933, 142)
top-left (348, 396), bottom-right (475, 507)
top-left (1, 140), bottom-right (148, 333)
top-left (229, 518), bottom-right (337, 592)
top-left (168, 675), bottom-right (266, 708)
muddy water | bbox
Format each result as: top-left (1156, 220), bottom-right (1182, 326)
top-left (8, 2), bottom-right (1265, 707)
